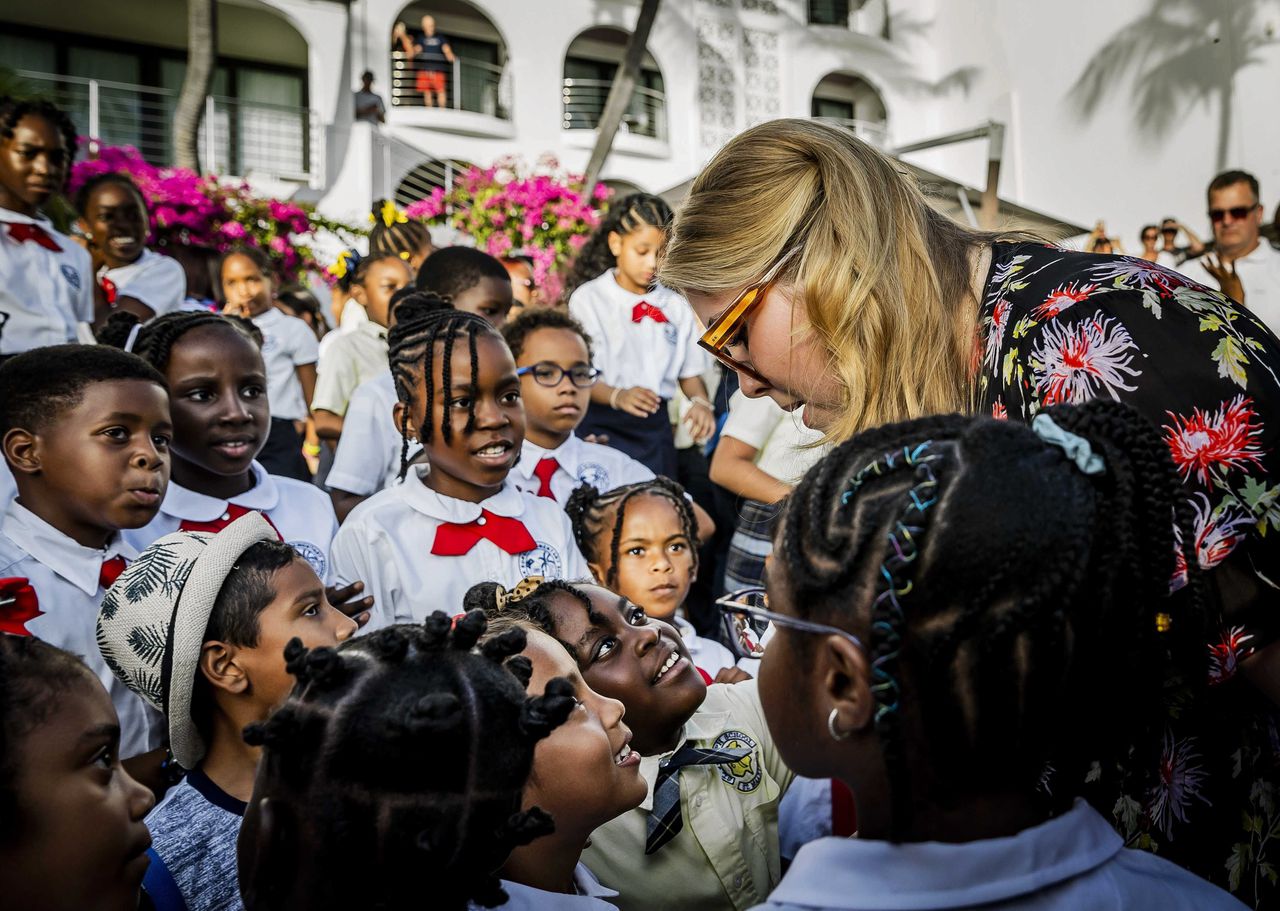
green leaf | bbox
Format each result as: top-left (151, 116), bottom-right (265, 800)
top-left (1228, 843), bottom-right (1251, 892)
top-left (1013, 316), bottom-right (1038, 339)
top-left (1212, 335), bottom-right (1250, 389)
top-left (1199, 314), bottom-right (1225, 333)
top-left (1002, 346), bottom-right (1019, 387)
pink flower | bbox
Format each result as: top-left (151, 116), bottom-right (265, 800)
top-left (220, 221), bottom-right (248, 239)
top-left (1032, 282), bottom-right (1099, 320)
top-left (269, 236), bottom-right (289, 253)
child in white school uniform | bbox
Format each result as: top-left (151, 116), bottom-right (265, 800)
top-left (0, 98), bottom-right (94, 356)
top-left (566, 194), bottom-right (715, 477)
top-left (748, 402), bottom-right (1245, 911)
top-left (329, 297), bottom-right (588, 631)
top-left (0, 345), bottom-right (171, 764)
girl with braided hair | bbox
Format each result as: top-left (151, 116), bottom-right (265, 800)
top-left (368, 198), bottom-right (434, 272)
top-left (328, 295), bottom-right (589, 631)
top-left (236, 611), bottom-right (578, 911)
top-left (743, 400), bottom-right (1245, 910)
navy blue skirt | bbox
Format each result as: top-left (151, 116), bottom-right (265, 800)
top-left (576, 398), bottom-right (676, 480)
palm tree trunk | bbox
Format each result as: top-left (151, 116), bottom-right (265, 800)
top-left (173, 0), bottom-right (218, 172)
top-left (1214, 78), bottom-right (1233, 172)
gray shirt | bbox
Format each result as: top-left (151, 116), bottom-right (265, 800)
top-left (143, 769), bottom-right (245, 911)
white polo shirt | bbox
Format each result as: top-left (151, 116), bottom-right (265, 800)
top-left (327, 370), bottom-right (423, 496)
top-left (486, 865), bottom-right (619, 910)
top-left (1181, 242), bottom-right (1280, 338)
top-left (122, 461), bottom-right (338, 581)
top-left (568, 272), bottom-right (707, 399)
top-left (512, 433), bottom-right (655, 504)
top-left (722, 392), bottom-right (827, 486)
top-left (0, 502), bottom-right (163, 758)
top-left (311, 320), bottom-right (389, 417)
top-left (330, 468), bottom-right (591, 631)
top-left (251, 307), bottom-right (319, 421)
top-left (101, 249), bottom-right (186, 318)
top-left (0, 208), bottom-right (93, 354)
top-left (753, 799), bottom-right (1247, 911)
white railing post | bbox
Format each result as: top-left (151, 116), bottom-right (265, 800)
top-left (88, 79), bottom-right (100, 140)
top-left (452, 58), bottom-right (461, 110)
top-left (203, 95), bottom-right (217, 173)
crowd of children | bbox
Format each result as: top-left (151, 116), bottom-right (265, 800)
top-left (0, 93), bottom-right (1259, 910)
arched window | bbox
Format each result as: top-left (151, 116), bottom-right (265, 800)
top-left (811, 71), bottom-right (888, 147)
top-left (563, 27), bottom-right (666, 141)
top-left (391, 1), bottom-right (509, 118)
top-left (395, 156), bottom-right (475, 207)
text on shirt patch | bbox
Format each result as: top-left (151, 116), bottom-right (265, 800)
top-left (260, 334), bottom-right (279, 354)
top-left (61, 264), bottom-right (82, 291)
top-left (288, 541), bottom-right (327, 578)
top-left (577, 463), bottom-right (610, 490)
top-left (662, 322), bottom-right (679, 347)
top-left (713, 730), bottom-right (762, 793)
top-left (519, 542), bottom-right (562, 578)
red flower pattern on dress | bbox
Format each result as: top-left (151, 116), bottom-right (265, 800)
top-left (0, 577), bottom-right (42, 636)
top-left (1147, 731), bottom-right (1211, 839)
top-left (1188, 492), bottom-right (1254, 570)
top-left (991, 400), bottom-right (1008, 420)
top-left (984, 297), bottom-right (1011, 371)
top-left (1208, 625), bottom-right (1256, 685)
top-left (1088, 257), bottom-right (1190, 298)
top-left (1031, 315), bottom-right (1141, 406)
top-left (1163, 395), bottom-right (1265, 486)
top-left (1032, 281), bottom-right (1099, 320)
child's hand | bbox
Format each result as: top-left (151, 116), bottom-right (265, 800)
top-left (327, 580), bottom-right (373, 628)
top-left (614, 386), bottom-right (662, 417)
top-left (714, 666), bottom-right (753, 684)
top-left (222, 299), bottom-right (250, 318)
top-left (684, 400), bottom-right (715, 444)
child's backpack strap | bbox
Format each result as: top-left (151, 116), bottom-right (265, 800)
top-left (141, 848), bottom-right (191, 911)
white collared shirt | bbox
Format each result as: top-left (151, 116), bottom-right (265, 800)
top-left (753, 799), bottom-right (1246, 910)
top-left (511, 433), bottom-right (655, 503)
top-left (100, 248), bottom-right (186, 318)
top-left (311, 319), bottom-right (389, 417)
top-left (568, 272), bottom-right (707, 399)
top-left (326, 370), bottom-right (422, 496)
top-left (483, 865), bottom-right (619, 910)
top-left (0, 502), bottom-right (163, 758)
top-left (330, 468), bottom-right (591, 631)
top-left (250, 307), bottom-right (319, 421)
top-left (722, 392), bottom-right (827, 486)
top-left (1181, 242), bottom-right (1280, 338)
top-left (0, 207), bottom-right (93, 354)
top-left (121, 461), bottom-right (338, 581)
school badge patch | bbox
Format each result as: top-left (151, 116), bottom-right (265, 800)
top-left (61, 264), bottom-right (81, 291)
top-left (519, 542), bottom-right (562, 578)
top-left (662, 322), bottom-right (679, 346)
top-left (577, 462), bottom-right (610, 490)
top-left (288, 540), bottom-right (327, 578)
top-left (714, 730), bottom-right (762, 793)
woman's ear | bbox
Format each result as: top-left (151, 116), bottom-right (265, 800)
top-left (821, 633), bottom-right (873, 735)
top-left (200, 640), bottom-right (250, 696)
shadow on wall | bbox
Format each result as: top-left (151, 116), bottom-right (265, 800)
top-left (1068, 0), bottom-right (1279, 171)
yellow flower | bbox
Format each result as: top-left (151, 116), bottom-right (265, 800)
top-left (380, 199), bottom-right (408, 228)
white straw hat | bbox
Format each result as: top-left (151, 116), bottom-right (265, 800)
top-left (97, 511), bottom-right (279, 769)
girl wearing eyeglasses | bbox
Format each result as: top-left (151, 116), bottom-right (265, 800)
top-left (735, 400), bottom-right (1247, 911)
top-left (661, 118), bottom-right (1280, 906)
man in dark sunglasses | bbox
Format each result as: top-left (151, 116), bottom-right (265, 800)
top-left (1184, 169), bottom-right (1280, 336)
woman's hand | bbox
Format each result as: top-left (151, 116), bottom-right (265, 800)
top-left (614, 386), bottom-right (662, 417)
top-left (326, 580), bottom-right (373, 628)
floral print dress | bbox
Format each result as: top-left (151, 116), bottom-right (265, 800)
top-left (978, 241), bottom-right (1280, 906)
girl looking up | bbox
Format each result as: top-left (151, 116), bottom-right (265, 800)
top-left (566, 194), bottom-right (714, 477)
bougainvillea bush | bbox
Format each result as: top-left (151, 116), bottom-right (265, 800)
top-left (404, 154), bottom-right (610, 303)
top-left (70, 143), bottom-right (363, 284)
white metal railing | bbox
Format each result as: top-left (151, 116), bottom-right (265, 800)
top-left (821, 116), bottom-right (889, 148)
top-left (389, 52), bottom-right (510, 119)
top-left (561, 78), bottom-right (667, 141)
top-left (16, 70), bottom-right (320, 183)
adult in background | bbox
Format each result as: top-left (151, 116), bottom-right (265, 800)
top-left (1158, 215), bottom-right (1205, 267)
top-left (659, 117), bottom-right (1280, 906)
top-left (395, 15), bottom-right (455, 108)
top-left (1183, 170), bottom-right (1280, 337)
top-left (353, 70), bottom-right (386, 124)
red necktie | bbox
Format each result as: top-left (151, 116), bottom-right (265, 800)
top-left (632, 301), bottom-right (669, 324)
top-left (0, 577), bottom-right (42, 636)
top-left (100, 275), bottom-right (118, 305)
top-left (180, 504), bottom-right (281, 538)
top-left (430, 509), bottom-right (537, 556)
top-left (532, 458), bottom-right (559, 499)
top-left (6, 222), bottom-right (63, 252)
top-left (99, 556), bottom-right (128, 590)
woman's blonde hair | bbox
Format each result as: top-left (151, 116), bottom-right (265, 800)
top-left (659, 118), bottom-right (1027, 444)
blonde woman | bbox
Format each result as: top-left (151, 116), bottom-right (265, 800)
top-left (660, 117), bottom-right (1280, 904)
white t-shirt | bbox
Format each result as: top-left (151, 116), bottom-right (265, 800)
top-left (251, 307), bottom-right (319, 421)
top-left (330, 469), bottom-right (590, 631)
top-left (568, 271), bottom-right (707, 399)
top-left (326, 370), bottom-right (422, 496)
top-left (312, 320), bottom-right (389, 417)
top-left (353, 90), bottom-right (386, 123)
top-left (481, 865), bottom-right (618, 910)
top-left (101, 249), bottom-right (186, 318)
top-left (1181, 242), bottom-right (1280, 339)
top-left (0, 208), bottom-right (93, 354)
top-left (122, 461), bottom-right (338, 582)
top-left (722, 392), bottom-right (827, 486)
top-left (511, 433), bottom-right (654, 504)
top-left (0, 502), bottom-right (163, 758)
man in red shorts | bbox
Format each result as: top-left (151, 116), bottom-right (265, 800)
top-left (412, 14), bottom-right (454, 108)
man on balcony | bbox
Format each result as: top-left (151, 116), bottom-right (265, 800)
top-left (397, 15), bottom-right (455, 108)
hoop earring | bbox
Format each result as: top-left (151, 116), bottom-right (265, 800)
top-left (828, 708), bottom-right (850, 742)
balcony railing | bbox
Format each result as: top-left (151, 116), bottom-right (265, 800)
top-left (821, 116), bottom-right (889, 148)
top-left (16, 70), bottom-right (320, 183)
top-left (389, 52), bottom-right (510, 119)
top-left (561, 78), bottom-right (666, 142)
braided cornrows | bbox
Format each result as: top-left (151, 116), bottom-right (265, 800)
top-left (238, 611), bottom-right (573, 911)
top-left (369, 199), bottom-right (432, 264)
top-left (466, 579), bottom-right (593, 652)
top-left (98, 310), bottom-right (258, 371)
top-left (563, 193), bottom-right (673, 301)
top-left (565, 478), bottom-right (699, 589)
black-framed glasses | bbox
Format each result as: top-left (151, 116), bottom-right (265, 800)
top-left (517, 362), bottom-right (601, 388)
top-left (715, 587), bottom-right (864, 661)
top-left (1209, 205), bottom-right (1260, 223)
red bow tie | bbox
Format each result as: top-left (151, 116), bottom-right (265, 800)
top-left (100, 275), bottom-right (118, 305)
top-left (6, 222), bottom-right (63, 252)
top-left (532, 457), bottom-right (559, 499)
top-left (99, 556), bottom-right (128, 590)
top-left (430, 509), bottom-right (537, 556)
top-left (180, 504), bottom-right (282, 538)
top-left (632, 301), bottom-right (669, 325)
top-left (0, 577), bottom-right (42, 636)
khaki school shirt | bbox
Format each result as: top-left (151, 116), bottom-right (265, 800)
top-left (582, 679), bottom-right (794, 911)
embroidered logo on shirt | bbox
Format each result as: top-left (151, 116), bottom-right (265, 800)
top-left (519, 542), bottom-right (562, 578)
top-left (577, 462), bottom-right (610, 490)
top-left (288, 541), bottom-right (327, 578)
top-left (662, 322), bottom-right (679, 346)
top-left (713, 730), bottom-right (762, 793)
top-left (260, 334), bottom-right (279, 354)
top-left (61, 264), bottom-right (81, 291)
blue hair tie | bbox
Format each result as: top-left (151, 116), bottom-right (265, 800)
top-left (1031, 414), bottom-right (1105, 476)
